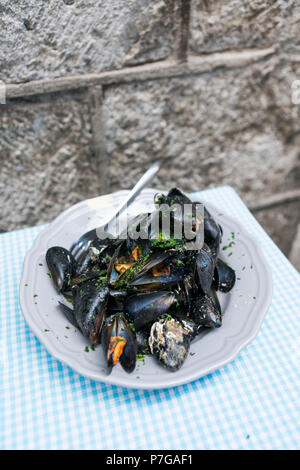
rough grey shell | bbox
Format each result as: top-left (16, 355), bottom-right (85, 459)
top-left (148, 317), bottom-right (195, 371)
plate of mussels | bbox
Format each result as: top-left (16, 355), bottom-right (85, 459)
top-left (20, 187), bottom-right (272, 389)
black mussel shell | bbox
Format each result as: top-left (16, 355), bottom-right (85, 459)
top-left (178, 273), bottom-right (198, 315)
top-left (203, 207), bottom-right (222, 257)
top-left (72, 280), bottom-right (109, 343)
top-left (114, 250), bottom-right (171, 288)
top-left (149, 317), bottom-right (195, 371)
top-left (124, 290), bottom-right (177, 331)
top-left (191, 291), bottom-right (222, 328)
top-left (149, 196), bottom-right (203, 247)
top-left (129, 255), bottom-right (189, 288)
top-left (101, 314), bottom-right (137, 374)
top-left (213, 259), bottom-right (236, 293)
top-left (132, 251), bottom-right (171, 279)
top-left (119, 317), bottom-right (137, 373)
top-left (135, 329), bottom-right (151, 355)
top-left (100, 315), bottom-right (116, 374)
top-left (76, 237), bottom-right (120, 276)
top-left (106, 290), bottom-right (126, 313)
top-left (46, 246), bottom-right (77, 293)
top-left (155, 188), bottom-right (193, 207)
top-left (195, 243), bottom-right (216, 295)
top-left (58, 301), bottom-right (78, 328)
top-left (124, 213), bottom-right (152, 254)
top-left (70, 265), bottom-right (106, 287)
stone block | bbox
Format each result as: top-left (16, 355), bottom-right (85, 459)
top-left (189, 0), bottom-right (282, 54)
top-left (0, 0), bottom-right (179, 83)
top-left (0, 91), bottom-right (101, 231)
top-left (103, 57), bottom-right (300, 207)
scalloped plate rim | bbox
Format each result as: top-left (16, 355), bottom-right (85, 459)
top-left (19, 188), bottom-right (273, 390)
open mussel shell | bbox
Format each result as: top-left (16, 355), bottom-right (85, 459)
top-left (124, 290), bottom-right (178, 331)
top-left (150, 190), bottom-right (204, 247)
top-left (213, 259), bottom-right (236, 293)
top-left (124, 213), bottom-right (152, 255)
top-left (72, 279), bottom-right (109, 343)
top-left (191, 289), bottom-right (222, 328)
top-left (46, 246), bottom-right (77, 293)
top-left (129, 266), bottom-right (188, 289)
top-left (129, 256), bottom-right (190, 289)
top-left (76, 236), bottom-right (121, 276)
top-left (101, 314), bottom-right (137, 374)
top-left (195, 242), bottom-right (216, 295)
top-left (113, 250), bottom-right (171, 288)
top-left (149, 316), bottom-right (196, 371)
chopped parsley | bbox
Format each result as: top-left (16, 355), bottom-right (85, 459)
top-left (222, 241), bottom-right (235, 251)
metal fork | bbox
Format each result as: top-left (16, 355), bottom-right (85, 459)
top-left (70, 161), bottom-right (161, 262)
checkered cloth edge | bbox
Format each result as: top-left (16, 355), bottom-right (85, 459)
top-left (1, 186), bottom-right (299, 449)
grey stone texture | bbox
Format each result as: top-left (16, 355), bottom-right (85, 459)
top-left (189, 0), bottom-right (283, 54)
top-left (0, 90), bottom-right (100, 231)
top-left (102, 55), bottom-right (300, 262)
top-left (1, 0), bottom-right (178, 83)
top-left (0, 0), bottom-right (300, 268)
top-left (103, 56), bottom-right (300, 206)
top-left (281, 0), bottom-right (300, 54)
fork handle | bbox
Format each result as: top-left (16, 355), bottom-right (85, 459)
top-left (103, 161), bottom-right (161, 231)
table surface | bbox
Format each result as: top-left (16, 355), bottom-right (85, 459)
top-left (1, 186), bottom-right (299, 450)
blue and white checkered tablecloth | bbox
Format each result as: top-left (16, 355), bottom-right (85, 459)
top-left (1, 186), bottom-right (299, 450)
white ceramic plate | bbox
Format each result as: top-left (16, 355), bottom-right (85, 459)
top-left (19, 188), bottom-right (272, 389)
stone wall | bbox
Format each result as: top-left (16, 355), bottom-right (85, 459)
top-left (1, 0), bottom-right (300, 270)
